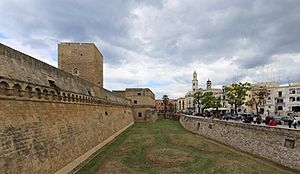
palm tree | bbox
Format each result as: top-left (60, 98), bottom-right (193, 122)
top-left (162, 95), bottom-right (169, 114)
top-left (193, 91), bottom-right (203, 114)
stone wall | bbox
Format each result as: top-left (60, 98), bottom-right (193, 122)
top-left (58, 43), bottom-right (103, 88)
top-left (0, 43), bottom-right (134, 173)
top-left (0, 43), bottom-right (131, 106)
top-left (0, 89), bottom-right (134, 174)
top-left (132, 106), bottom-right (157, 122)
top-left (180, 115), bottom-right (300, 171)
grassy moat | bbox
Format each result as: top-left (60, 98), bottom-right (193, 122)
top-left (77, 119), bottom-right (297, 174)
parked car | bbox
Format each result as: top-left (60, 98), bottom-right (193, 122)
top-left (204, 112), bottom-right (212, 117)
top-left (243, 115), bottom-right (253, 123)
top-left (280, 116), bottom-right (292, 125)
top-left (222, 114), bottom-right (238, 120)
top-left (264, 116), bottom-right (281, 126)
top-left (239, 113), bottom-right (252, 120)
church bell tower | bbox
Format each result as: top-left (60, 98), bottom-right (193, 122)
top-left (192, 71), bottom-right (198, 92)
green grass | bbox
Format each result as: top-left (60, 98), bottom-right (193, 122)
top-left (76, 119), bottom-right (297, 174)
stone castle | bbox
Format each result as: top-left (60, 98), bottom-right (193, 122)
top-left (0, 42), bottom-right (157, 173)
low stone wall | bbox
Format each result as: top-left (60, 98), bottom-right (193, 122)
top-left (157, 113), bottom-right (180, 120)
top-left (0, 96), bottom-right (134, 174)
top-left (180, 115), bottom-right (300, 171)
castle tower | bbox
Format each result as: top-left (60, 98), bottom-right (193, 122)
top-left (192, 71), bottom-right (198, 92)
top-left (58, 43), bottom-right (103, 88)
top-left (206, 79), bottom-right (212, 89)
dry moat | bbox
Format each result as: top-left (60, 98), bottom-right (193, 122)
top-left (77, 119), bottom-right (297, 174)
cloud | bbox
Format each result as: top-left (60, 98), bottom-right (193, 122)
top-left (1, 0), bottom-right (300, 99)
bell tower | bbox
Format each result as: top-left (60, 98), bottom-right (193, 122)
top-left (206, 79), bottom-right (212, 89)
top-left (192, 71), bottom-right (198, 92)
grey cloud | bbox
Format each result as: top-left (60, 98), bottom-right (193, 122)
top-left (1, 0), bottom-right (300, 98)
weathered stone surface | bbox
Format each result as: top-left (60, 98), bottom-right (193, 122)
top-left (0, 98), bottom-right (134, 174)
top-left (180, 115), bottom-right (300, 171)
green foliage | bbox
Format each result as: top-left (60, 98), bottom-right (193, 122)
top-left (201, 92), bottom-right (222, 110)
top-left (246, 86), bottom-right (270, 115)
top-left (77, 120), bottom-right (295, 174)
top-left (162, 94), bottom-right (169, 113)
top-left (225, 82), bottom-right (251, 115)
top-left (193, 91), bottom-right (204, 113)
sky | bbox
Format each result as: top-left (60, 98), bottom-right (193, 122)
top-left (1, 0), bottom-right (300, 99)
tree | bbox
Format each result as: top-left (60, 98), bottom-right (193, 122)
top-left (193, 91), bottom-right (204, 114)
top-left (201, 92), bottom-right (215, 110)
top-left (211, 96), bottom-right (222, 117)
top-left (162, 95), bottom-right (169, 113)
top-left (224, 82), bottom-right (251, 115)
top-left (246, 86), bottom-right (269, 115)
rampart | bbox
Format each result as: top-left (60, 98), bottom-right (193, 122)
top-left (180, 115), bottom-right (300, 171)
top-left (0, 43), bottom-right (134, 173)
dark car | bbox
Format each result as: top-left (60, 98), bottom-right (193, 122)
top-left (280, 116), bottom-right (292, 125)
top-left (243, 115), bottom-right (253, 123)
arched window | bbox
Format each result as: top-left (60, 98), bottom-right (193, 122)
top-left (25, 86), bottom-right (32, 98)
top-left (278, 106), bottom-right (283, 110)
top-left (35, 88), bottom-right (42, 99)
top-left (13, 84), bottom-right (22, 97)
top-left (43, 89), bottom-right (49, 99)
top-left (0, 81), bottom-right (9, 96)
top-left (72, 68), bottom-right (79, 76)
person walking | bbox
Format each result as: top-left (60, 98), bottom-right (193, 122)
top-left (288, 119), bottom-right (293, 128)
top-left (253, 116), bottom-right (257, 124)
top-left (293, 118), bottom-right (297, 129)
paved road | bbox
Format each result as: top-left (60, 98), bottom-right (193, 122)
top-left (190, 115), bottom-right (299, 130)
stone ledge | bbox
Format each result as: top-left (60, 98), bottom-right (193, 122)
top-left (55, 121), bottom-right (134, 174)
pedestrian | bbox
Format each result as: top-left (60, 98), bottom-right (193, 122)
top-left (288, 119), bottom-right (292, 128)
top-left (293, 118), bottom-right (297, 129)
top-left (253, 116), bottom-right (257, 124)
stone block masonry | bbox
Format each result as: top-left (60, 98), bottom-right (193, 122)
top-left (180, 115), bottom-right (300, 171)
top-left (0, 43), bottom-right (135, 173)
top-left (0, 96), bottom-right (134, 174)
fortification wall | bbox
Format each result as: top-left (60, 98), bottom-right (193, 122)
top-left (180, 115), bottom-right (300, 171)
top-left (0, 87), bottom-right (134, 174)
top-left (132, 106), bottom-right (157, 122)
top-left (0, 43), bottom-right (131, 106)
top-left (0, 43), bottom-right (134, 173)
top-left (0, 43), bottom-right (97, 96)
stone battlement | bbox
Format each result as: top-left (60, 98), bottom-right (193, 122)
top-left (0, 43), bottom-right (129, 105)
top-left (0, 76), bottom-right (131, 106)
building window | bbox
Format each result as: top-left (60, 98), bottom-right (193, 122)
top-left (138, 112), bottom-right (142, 117)
top-left (137, 93), bottom-right (141, 96)
top-left (289, 89), bottom-right (296, 94)
top-left (297, 97), bottom-right (300, 101)
top-left (72, 68), bottom-right (79, 76)
top-left (278, 91), bottom-right (282, 97)
top-left (134, 100), bottom-right (137, 104)
top-left (268, 97), bottom-right (271, 100)
top-left (289, 97), bottom-right (295, 102)
top-left (278, 106), bottom-right (283, 110)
